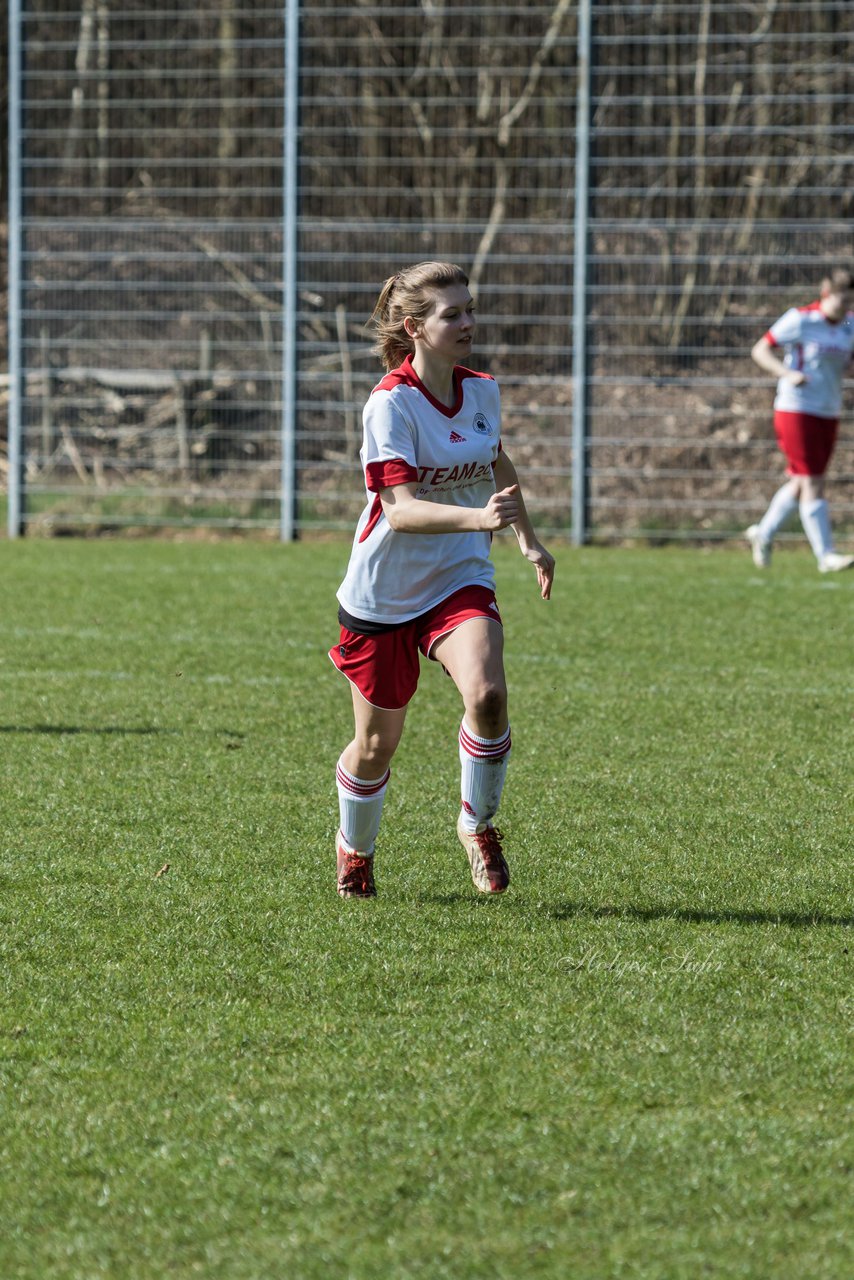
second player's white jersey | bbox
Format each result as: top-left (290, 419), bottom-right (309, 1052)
top-left (767, 302), bottom-right (854, 418)
top-left (336, 356), bottom-right (502, 624)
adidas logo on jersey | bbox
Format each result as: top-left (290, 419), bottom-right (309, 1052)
top-left (449, 431), bottom-right (466, 443)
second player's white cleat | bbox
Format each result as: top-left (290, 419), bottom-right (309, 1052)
top-left (818, 552), bottom-right (854, 573)
top-left (745, 525), bottom-right (771, 568)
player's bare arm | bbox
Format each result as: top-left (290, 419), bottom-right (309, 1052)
top-left (492, 450), bottom-right (555, 599)
top-left (380, 481), bottom-right (519, 533)
top-left (751, 336), bottom-right (807, 385)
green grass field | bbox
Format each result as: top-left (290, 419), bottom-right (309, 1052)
top-left (0, 538), bottom-right (851, 1279)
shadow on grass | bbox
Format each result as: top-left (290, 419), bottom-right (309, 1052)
top-left (0, 724), bottom-right (174, 735)
top-left (0, 724), bottom-right (246, 739)
top-left (414, 892), bottom-right (852, 927)
top-left (541, 901), bottom-right (854, 929)
top-left (417, 891), bottom-right (484, 906)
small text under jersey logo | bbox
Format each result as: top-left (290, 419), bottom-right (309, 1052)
top-left (472, 413), bottom-right (493, 436)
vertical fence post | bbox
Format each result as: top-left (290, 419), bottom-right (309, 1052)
top-left (571, 0), bottom-right (592, 546)
top-left (7, 0), bottom-right (24, 538)
top-left (280, 0), bottom-right (300, 541)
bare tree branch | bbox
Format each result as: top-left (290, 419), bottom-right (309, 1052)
top-left (497, 0), bottom-right (573, 146)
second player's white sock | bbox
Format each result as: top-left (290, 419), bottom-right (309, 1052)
top-left (799, 498), bottom-right (834, 561)
top-left (336, 757), bottom-right (390, 855)
top-left (458, 720), bottom-right (511, 834)
top-left (757, 483), bottom-right (798, 542)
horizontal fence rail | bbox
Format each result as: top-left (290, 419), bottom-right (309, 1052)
top-left (4, 0), bottom-right (854, 540)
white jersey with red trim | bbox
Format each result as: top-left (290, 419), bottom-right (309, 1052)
top-left (336, 355), bottom-right (502, 624)
top-left (766, 302), bottom-right (854, 418)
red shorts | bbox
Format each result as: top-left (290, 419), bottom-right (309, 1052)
top-left (329, 585), bottom-right (502, 710)
top-left (774, 410), bottom-right (839, 476)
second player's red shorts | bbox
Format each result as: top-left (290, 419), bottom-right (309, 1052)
top-left (329, 584), bottom-right (502, 710)
top-left (774, 410), bottom-right (839, 476)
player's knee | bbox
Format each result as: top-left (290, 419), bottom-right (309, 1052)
top-left (356, 732), bottom-right (397, 774)
top-left (469, 683), bottom-right (507, 734)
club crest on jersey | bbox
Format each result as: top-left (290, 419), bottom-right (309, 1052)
top-left (449, 430), bottom-right (466, 444)
top-left (472, 412), bottom-right (493, 436)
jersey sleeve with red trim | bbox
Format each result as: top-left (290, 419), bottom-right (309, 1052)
top-left (361, 389), bottom-right (417, 482)
top-left (766, 307), bottom-right (802, 348)
top-left (365, 459), bottom-right (418, 492)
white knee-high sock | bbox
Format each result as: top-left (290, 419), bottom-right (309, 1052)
top-left (336, 757), bottom-right (390, 855)
top-left (757, 483), bottom-right (798, 542)
top-left (458, 720), bottom-right (511, 834)
top-left (799, 498), bottom-right (833, 560)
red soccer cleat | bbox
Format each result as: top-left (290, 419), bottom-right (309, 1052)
top-left (456, 815), bottom-right (510, 894)
top-left (336, 832), bottom-right (377, 898)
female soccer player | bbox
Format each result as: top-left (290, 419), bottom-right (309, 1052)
top-left (746, 267), bottom-right (854, 572)
top-left (329, 261), bottom-right (555, 898)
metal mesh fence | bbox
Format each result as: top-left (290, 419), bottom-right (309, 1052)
top-left (585, 1), bottom-right (854, 538)
top-left (295, 1), bottom-right (578, 535)
top-left (5, 1), bottom-right (854, 539)
top-left (9, 2), bottom-right (288, 531)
